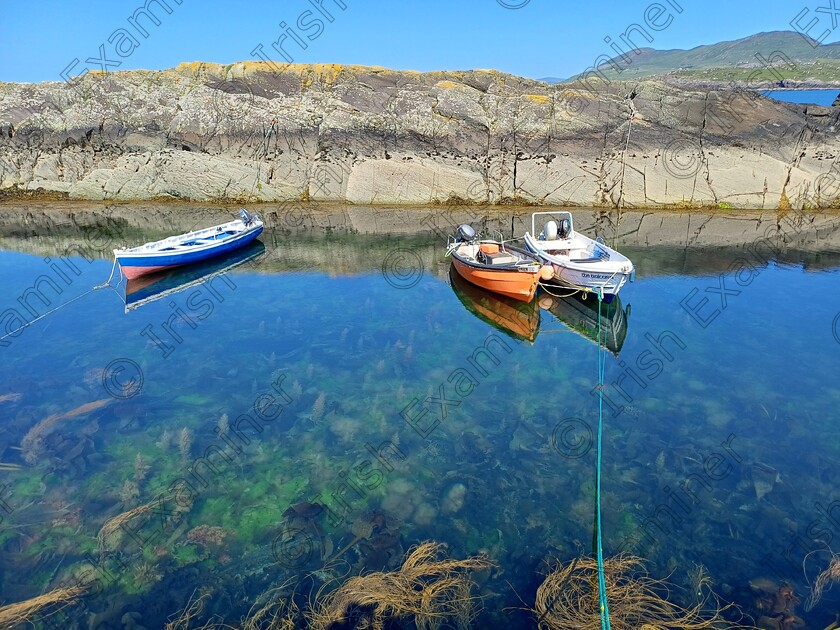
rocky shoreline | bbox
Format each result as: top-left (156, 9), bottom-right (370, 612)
top-left (1, 63), bottom-right (840, 209)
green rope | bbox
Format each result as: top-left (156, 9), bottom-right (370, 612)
top-left (595, 289), bottom-right (612, 630)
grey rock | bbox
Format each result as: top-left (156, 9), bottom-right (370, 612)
top-left (1, 62), bottom-right (840, 208)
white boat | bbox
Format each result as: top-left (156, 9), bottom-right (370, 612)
top-left (523, 211), bottom-right (634, 302)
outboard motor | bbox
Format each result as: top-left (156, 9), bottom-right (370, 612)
top-left (457, 224), bottom-right (477, 242)
top-left (543, 220), bottom-right (558, 240)
top-left (559, 218), bottom-right (571, 239)
top-left (239, 208), bottom-right (253, 226)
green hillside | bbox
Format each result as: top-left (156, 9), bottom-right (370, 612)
top-left (564, 31), bottom-right (840, 82)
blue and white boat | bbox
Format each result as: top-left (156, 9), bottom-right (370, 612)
top-left (124, 241), bottom-right (265, 312)
top-left (114, 209), bottom-right (264, 280)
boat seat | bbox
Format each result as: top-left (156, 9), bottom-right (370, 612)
top-left (480, 250), bottom-right (518, 265)
top-left (571, 251), bottom-right (610, 263)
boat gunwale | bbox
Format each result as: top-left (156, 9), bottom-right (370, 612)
top-left (450, 240), bottom-right (543, 272)
top-left (114, 219), bottom-right (264, 260)
top-left (523, 232), bottom-right (633, 273)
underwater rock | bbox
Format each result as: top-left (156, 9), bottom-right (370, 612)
top-left (121, 611), bottom-right (149, 630)
top-left (459, 431), bottom-right (491, 463)
top-left (756, 613), bottom-right (806, 630)
top-left (388, 477), bottom-right (414, 497)
top-left (283, 502), bottom-right (324, 520)
top-left (752, 462), bottom-right (781, 500)
top-left (185, 525), bottom-right (230, 547)
top-left (442, 483), bottom-right (467, 514)
top-left (413, 502), bottom-right (438, 526)
top-left (747, 579), bottom-right (801, 626)
top-left (358, 530), bottom-right (403, 571)
top-left (381, 491), bottom-right (415, 521)
top-left (20, 398), bottom-right (112, 464)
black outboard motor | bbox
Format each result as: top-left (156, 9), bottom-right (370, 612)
top-left (559, 218), bottom-right (571, 239)
top-left (239, 208), bottom-right (253, 226)
top-left (457, 224), bottom-right (477, 242)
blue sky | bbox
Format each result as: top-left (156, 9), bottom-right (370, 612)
top-left (1, 0), bottom-right (838, 83)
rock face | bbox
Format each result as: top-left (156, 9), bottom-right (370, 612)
top-left (2, 62), bottom-right (840, 208)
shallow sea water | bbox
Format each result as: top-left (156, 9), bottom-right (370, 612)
top-left (1, 205), bottom-right (840, 628)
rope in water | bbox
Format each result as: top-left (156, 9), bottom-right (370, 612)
top-left (537, 281), bottom-right (584, 299)
top-left (0, 257), bottom-right (124, 343)
top-left (595, 289), bottom-right (612, 630)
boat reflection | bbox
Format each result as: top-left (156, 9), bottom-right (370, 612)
top-left (537, 289), bottom-right (629, 355)
top-left (448, 266), bottom-right (541, 343)
top-left (124, 241), bottom-right (265, 312)
top-left (450, 265), bottom-right (630, 353)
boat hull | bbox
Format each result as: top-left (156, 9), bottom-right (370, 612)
top-left (543, 262), bottom-right (631, 299)
top-left (523, 232), bottom-right (632, 299)
top-left (450, 256), bottom-right (540, 302)
top-left (116, 223), bottom-right (263, 280)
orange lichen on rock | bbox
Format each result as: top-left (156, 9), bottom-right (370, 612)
top-left (524, 94), bottom-right (550, 105)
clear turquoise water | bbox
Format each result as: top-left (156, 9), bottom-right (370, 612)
top-left (2, 218), bottom-right (840, 628)
top-left (761, 89), bottom-right (839, 106)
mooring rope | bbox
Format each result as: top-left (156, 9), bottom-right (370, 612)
top-left (595, 289), bottom-right (612, 630)
top-left (0, 256), bottom-right (124, 343)
top-left (537, 281), bottom-right (584, 299)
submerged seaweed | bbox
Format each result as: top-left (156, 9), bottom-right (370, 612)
top-left (1, 223), bottom-right (839, 628)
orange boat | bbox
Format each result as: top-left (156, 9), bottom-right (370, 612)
top-left (447, 225), bottom-right (552, 302)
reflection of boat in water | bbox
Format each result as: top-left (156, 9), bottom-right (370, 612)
top-left (538, 290), bottom-right (630, 355)
top-left (449, 266), bottom-right (541, 343)
top-left (124, 241), bottom-right (265, 311)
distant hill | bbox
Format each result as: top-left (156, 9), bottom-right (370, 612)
top-left (561, 31), bottom-right (840, 85)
